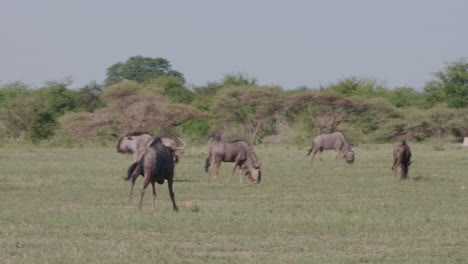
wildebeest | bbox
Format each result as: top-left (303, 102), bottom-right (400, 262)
top-left (116, 132), bottom-right (186, 163)
top-left (126, 137), bottom-right (178, 211)
top-left (205, 138), bottom-right (261, 184)
top-left (392, 140), bottom-right (412, 180)
top-left (306, 132), bottom-right (355, 164)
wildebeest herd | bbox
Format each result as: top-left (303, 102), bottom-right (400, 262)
top-left (116, 131), bottom-right (411, 211)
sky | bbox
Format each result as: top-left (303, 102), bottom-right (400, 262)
top-left (1, 0), bottom-right (467, 90)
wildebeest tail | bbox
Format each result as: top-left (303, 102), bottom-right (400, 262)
top-left (306, 143), bottom-right (314, 156)
top-left (205, 155), bottom-right (211, 172)
top-left (125, 162), bottom-right (139, 181)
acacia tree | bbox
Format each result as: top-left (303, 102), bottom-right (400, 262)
top-left (285, 92), bottom-right (369, 135)
top-left (324, 76), bottom-right (387, 98)
top-left (424, 105), bottom-right (458, 140)
top-left (103, 81), bottom-right (205, 133)
top-left (211, 85), bottom-right (283, 144)
top-left (58, 81), bottom-right (207, 141)
top-left (105, 56), bottom-right (184, 86)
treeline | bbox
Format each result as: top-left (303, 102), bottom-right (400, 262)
top-left (0, 56), bottom-right (467, 145)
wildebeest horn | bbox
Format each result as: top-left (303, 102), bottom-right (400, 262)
top-left (111, 133), bottom-right (118, 138)
top-left (175, 137), bottom-right (186, 150)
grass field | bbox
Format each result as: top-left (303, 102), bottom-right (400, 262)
top-left (0, 143), bottom-right (467, 263)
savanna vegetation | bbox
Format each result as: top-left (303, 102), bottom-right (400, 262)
top-left (1, 56), bottom-right (467, 145)
top-left (1, 56), bottom-right (467, 263)
top-left (0, 143), bottom-right (467, 263)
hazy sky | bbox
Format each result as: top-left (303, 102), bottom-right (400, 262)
top-left (1, 0), bottom-right (467, 90)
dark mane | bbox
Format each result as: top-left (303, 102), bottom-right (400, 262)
top-left (149, 136), bottom-right (163, 148)
top-left (126, 131), bottom-right (151, 137)
top-left (229, 139), bottom-right (250, 145)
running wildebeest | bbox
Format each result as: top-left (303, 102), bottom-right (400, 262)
top-left (205, 138), bottom-right (261, 184)
top-left (306, 132), bottom-right (355, 164)
top-left (392, 140), bottom-right (412, 180)
top-left (126, 137), bottom-right (178, 211)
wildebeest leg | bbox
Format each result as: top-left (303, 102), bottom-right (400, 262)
top-left (137, 174), bottom-right (151, 210)
top-left (150, 181), bottom-right (157, 212)
top-left (227, 162), bottom-right (240, 183)
top-left (214, 162), bottom-right (222, 184)
top-left (127, 175), bottom-right (138, 205)
top-left (319, 150), bottom-right (324, 161)
top-left (310, 149), bottom-right (319, 162)
top-left (207, 160), bottom-right (215, 182)
top-left (335, 149), bottom-right (340, 160)
top-left (393, 161), bottom-right (400, 181)
top-left (167, 178), bottom-right (178, 212)
top-left (401, 162), bottom-right (408, 180)
top-left (239, 165), bottom-right (245, 183)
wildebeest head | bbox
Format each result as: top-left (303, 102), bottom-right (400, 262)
top-left (248, 162), bottom-right (262, 183)
top-left (117, 135), bottom-right (137, 153)
top-left (344, 151), bottom-right (355, 164)
top-left (115, 132), bottom-right (151, 154)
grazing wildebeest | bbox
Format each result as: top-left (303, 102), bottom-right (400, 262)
top-left (126, 137), bottom-right (178, 211)
top-left (116, 132), bottom-right (186, 163)
top-left (205, 139), bottom-right (261, 184)
top-left (306, 132), bottom-right (355, 164)
top-left (392, 140), bottom-right (412, 180)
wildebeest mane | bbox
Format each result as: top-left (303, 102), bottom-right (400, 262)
top-left (127, 131), bottom-right (151, 137)
top-left (229, 138), bottom-right (250, 145)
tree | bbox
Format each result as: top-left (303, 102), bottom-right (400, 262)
top-left (191, 82), bottom-right (224, 111)
top-left (105, 56), bottom-right (184, 86)
top-left (211, 85), bottom-right (283, 144)
top-left (425, 105), bottom-right (457, 140)
top-left (0, 81), bottom-right (30, 105)
top-left (222, 73), bottom-right (257, 87)
top-left (72, 81), bottom-right (105, 112)
top-left (451, 109), bottom-right (468, 137)
top-left (285, 92), bottom-right (370, 135)
top-left (0, 80), bottom-right (76, 141)
top-left (143, 76), bottom-right (193, 104)
top-left (58, 81), bottom-right (208, 141)
top-left (324, 77), bottom-right (386, 98)
top-left (424, 58), bottom-right (468, 108)
top-left (38, 80), bottom-right (76, 116)
top-left (386, 86), bottom-right (424, 108)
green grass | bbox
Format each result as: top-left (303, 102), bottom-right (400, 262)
top-left (1, 143), bottom-right (467, 263)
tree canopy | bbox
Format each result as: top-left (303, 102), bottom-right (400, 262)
top-left (1, 56), bottom-right (467, 144)
top-left (105, 56), bottom-right (184, 86)
top-left (424, 58), bottom-right (468, 108)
